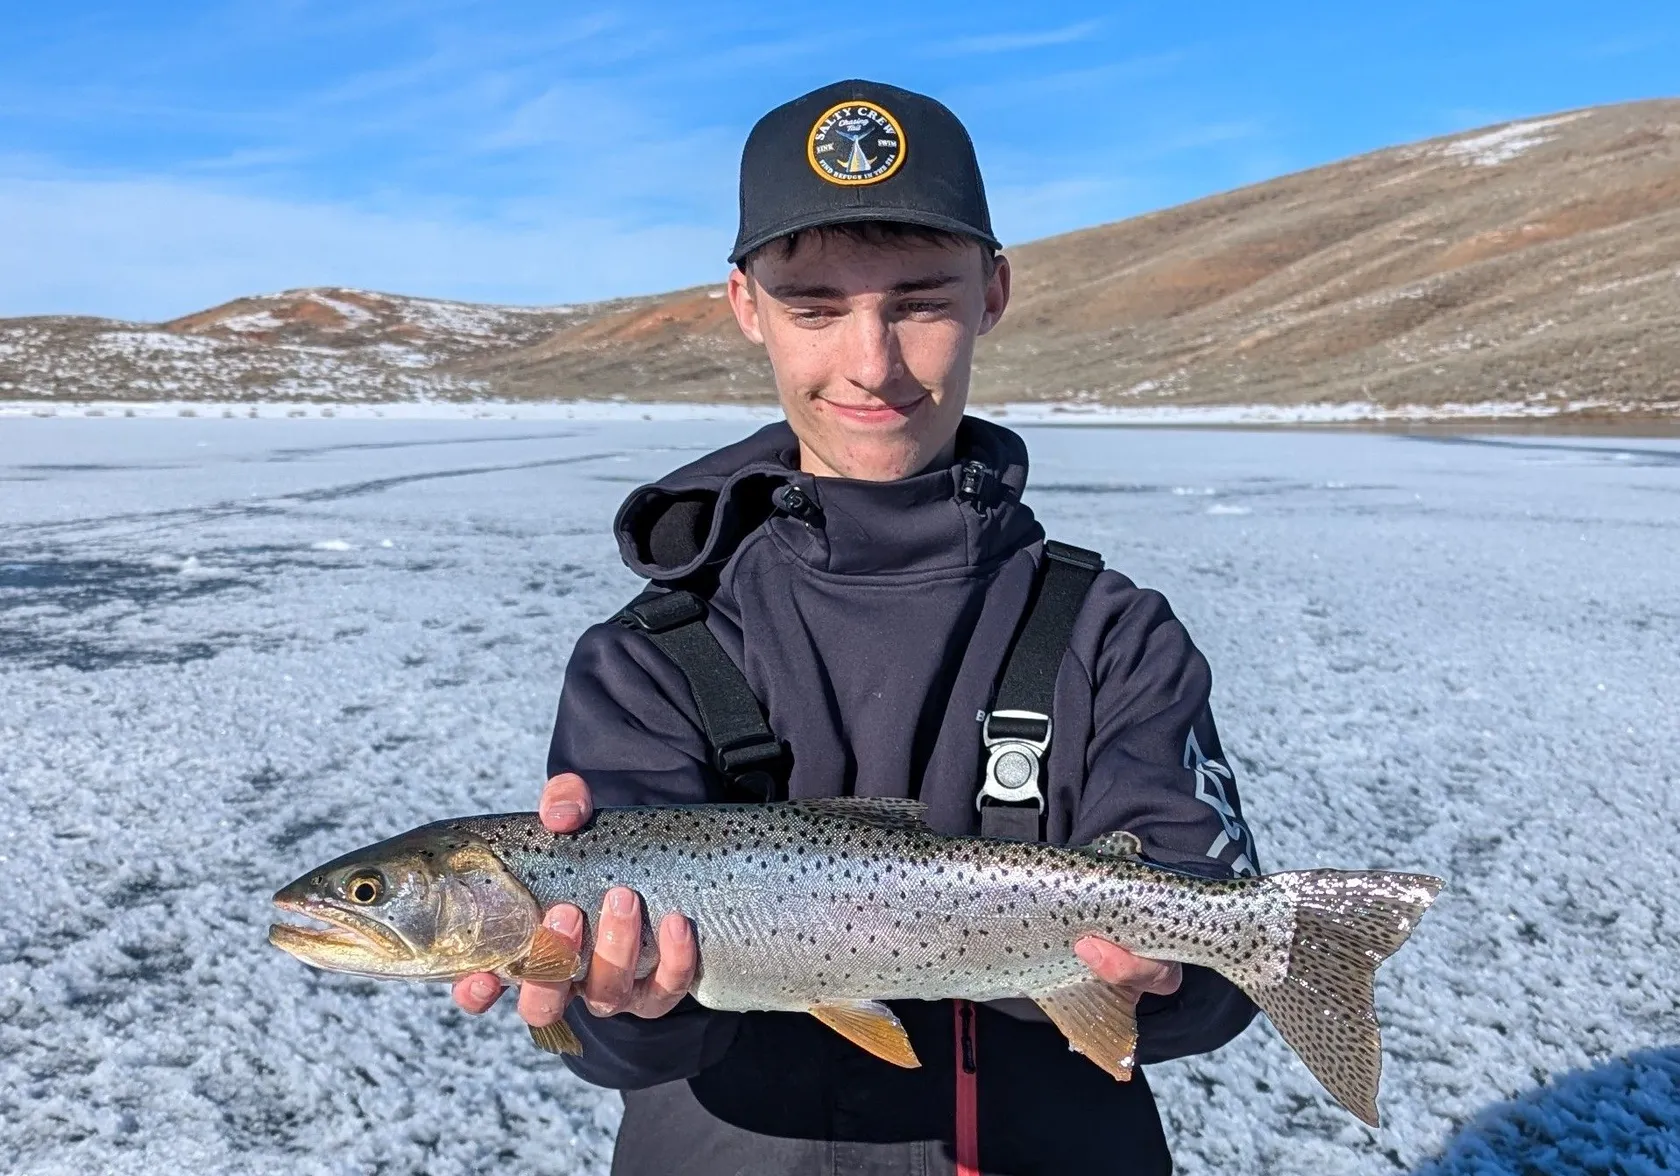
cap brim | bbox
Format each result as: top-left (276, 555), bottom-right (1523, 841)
top-left (729, 208), bottom-right (1002, 264)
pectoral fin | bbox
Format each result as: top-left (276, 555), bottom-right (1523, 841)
top-left (528, 1019), bottom-right (583, 1056)
top-left (1032, 980), bottom-right (1139, 1081)
top-left (809, 1000), bottom-right (921, 1069)
top-left (509, 925), bottom-right (582, 983)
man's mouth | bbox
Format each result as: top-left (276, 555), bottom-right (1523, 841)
top-left (819, 394), bottom-right (926, 423)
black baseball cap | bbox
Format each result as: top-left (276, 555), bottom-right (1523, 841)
top-left (729, 79), bottom-right (999, 264)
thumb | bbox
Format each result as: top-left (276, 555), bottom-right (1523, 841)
top-left (540, 772), bottom-right (594, 833)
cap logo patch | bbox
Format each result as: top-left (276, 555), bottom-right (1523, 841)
top-left (807, 101), bottom-right (906, 186)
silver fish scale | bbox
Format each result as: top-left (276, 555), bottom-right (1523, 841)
top-left (449, 803), bottom-right (1296, 1010)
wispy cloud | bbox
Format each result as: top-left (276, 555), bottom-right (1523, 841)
top-left (0, 166), bottom-right (732, 320)
top-left (950, 49), bottom-right (1190, 104)
top-left (987, 176), bottom-right (1132, 246)
top-left (939, 20), bottom-right (1102, 56)
top-left (182, 147), bottom-right (314, 174)
top-left (1577, 32), bottom-right (1668, 60)
top-left (6, 0), bottom-right (1673, 320)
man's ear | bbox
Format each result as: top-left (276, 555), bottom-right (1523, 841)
top-left (977, 253), bottom-right (1011, 337)
top-left (727, 267), bottom-right (765, 345)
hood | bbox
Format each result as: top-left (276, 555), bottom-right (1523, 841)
top-left (614, 416), bottom-right (1041, 582)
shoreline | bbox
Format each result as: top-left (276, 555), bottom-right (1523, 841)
top-left (2, 398), bottom-right (1678, 438)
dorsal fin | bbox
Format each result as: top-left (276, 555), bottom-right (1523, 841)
top-left (784, 797), bottom-right (931, 832)
top-left (1083, 830), bottom-right (1144, 859)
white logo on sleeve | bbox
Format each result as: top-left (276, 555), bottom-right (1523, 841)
top-left (1184, 729), bottom-right (1256, 876)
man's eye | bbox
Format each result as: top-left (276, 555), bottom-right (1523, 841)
top-left (789, 308), bottom-right (838, 324)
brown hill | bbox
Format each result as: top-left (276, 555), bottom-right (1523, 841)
top-left (0, 289), bottom-right (596, 403)
top-left (4, 99), bottom-right (1678, 417)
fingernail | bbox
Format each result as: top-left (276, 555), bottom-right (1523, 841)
top-left (471, 977), bottom-right (498, 1000)
top-left (608, 887), bottom-right (634, 916)
top-left (548, 907), bottom-right (584, 938)
top-left (1074, 940), bottom-right (1103, 968)
top-left (668, 915), bottom-right (691, 943)
top-left (546, 802), bottom-right (582, 827)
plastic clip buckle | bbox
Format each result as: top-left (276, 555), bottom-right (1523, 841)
top-left (976, 709), bottom-right (1050, 811)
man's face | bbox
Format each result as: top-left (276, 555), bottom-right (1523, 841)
top-left (727, 232), bottom-right (1011, 482)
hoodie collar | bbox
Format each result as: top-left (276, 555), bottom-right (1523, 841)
top-left (614, 416), bottom-right (1042, 582)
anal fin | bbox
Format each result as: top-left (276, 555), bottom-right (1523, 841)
top-left (510, 925), bottom-right (582, 983)
top-left (1032, 979), bottom-right (1139, 1081)
top-left (809, 1000), bottom-right (921, 1069)
top-left (529, 1019), bottom-right (582, 1056)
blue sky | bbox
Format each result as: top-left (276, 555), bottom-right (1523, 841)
top-left (1, 0), bottom-right (1675, 320)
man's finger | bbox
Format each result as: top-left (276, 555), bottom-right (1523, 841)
top-left (1074, 937), bottom-right (1183, 996)
top-left (581, 887), bottom-right (641, 1015)
top-left (628, 912), bottom-right (696, 1018)
top-left (1134, 959), bottom-right (1184, 997)
top-left (518, 979), bottom-right (571, 1026)
top-left (540, 772), bottom-right (594, 833)
top-left (452, 972), bottom-right (504, 1014)
top-left (517, 905), bottom-right (586, 1026)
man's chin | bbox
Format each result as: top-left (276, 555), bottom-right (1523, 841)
top-left (817, 436), bottom-right (936, 482)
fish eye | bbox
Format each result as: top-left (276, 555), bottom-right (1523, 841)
top-left (344, 873), bottom-right (385, 905)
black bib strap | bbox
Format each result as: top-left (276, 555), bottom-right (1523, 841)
top-left (979, 805), bottom-right (1043, 842)
top-left (615, 591), bottom-right (783, 800)
top-left (979, 541), bottom-right (1103, 841)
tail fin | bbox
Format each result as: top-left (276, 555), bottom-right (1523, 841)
top-left (1240, 870), bottom-right (1443, 1127)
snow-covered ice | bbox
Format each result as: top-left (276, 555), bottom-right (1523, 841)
top-left (1, 418), bottom-right (1676, 1175)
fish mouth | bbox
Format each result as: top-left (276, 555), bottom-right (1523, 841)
top-left (268, 897), bottom-right (412, 968)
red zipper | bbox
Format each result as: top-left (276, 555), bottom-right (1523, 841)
top-left (954, 1000), bottom-right (980, 1176)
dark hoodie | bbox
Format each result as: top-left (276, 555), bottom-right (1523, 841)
top-left (547, 418), bottom-right (1259, 1176)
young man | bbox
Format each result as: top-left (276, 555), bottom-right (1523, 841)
top-left (455, 80), bottom-right (1259, 1175)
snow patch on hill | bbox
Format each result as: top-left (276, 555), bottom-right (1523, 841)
top-left (1438, 113), bottom-right (1589, 167)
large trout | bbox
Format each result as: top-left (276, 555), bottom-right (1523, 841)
top-left (269, 799), bottom-right (1442, 1125)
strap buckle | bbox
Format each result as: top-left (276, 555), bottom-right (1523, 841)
top-left (713, 733), bottom-right (784, 778)
top-left (977, 709), bottom-right (1051, 812)
top-left (1043, 539), bottom-right (1104, 573)
top-left (615, 590), bottom-right (706, 633)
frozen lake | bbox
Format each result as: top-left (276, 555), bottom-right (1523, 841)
top-left (2, 417), bottom-right (1677, 1175)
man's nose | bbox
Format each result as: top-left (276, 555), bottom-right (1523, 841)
top-left (842, 311), bottom-right (903, 393)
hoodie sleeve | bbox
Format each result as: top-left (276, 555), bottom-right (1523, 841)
top-left (1066, 575), bottom-right (1260, 1065)
top-left (544, 617), bottom-right (745, 1090)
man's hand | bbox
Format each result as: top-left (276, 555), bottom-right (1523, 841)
top-left (451, 772), bottom-right (699, 1028)
top-left (1074, 937), bottom-right (1182, 1003)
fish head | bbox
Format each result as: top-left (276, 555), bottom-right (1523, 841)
top-left (269, 826), bottom-right (552, 982)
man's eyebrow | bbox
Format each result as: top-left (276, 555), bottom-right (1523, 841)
top-left (890, 273), bottom-right (960, 295)
top-left (763, 273), bottom-right (961, 300)
top-left (762, 281), bottom-right (847, 300)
